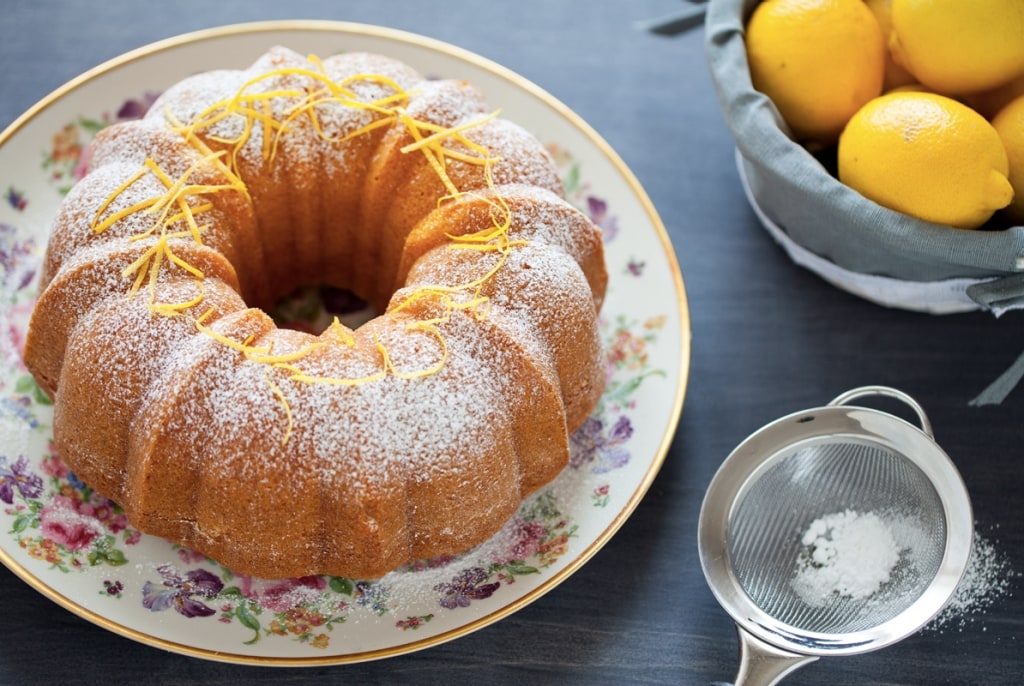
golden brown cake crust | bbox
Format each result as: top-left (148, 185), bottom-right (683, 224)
top-left (23, 46), bottom-right (607, 579)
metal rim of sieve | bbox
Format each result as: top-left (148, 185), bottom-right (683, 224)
top-left (698, 386), bottom-right (974, 659)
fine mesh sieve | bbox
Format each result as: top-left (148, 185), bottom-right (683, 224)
top-left (698, 387), bottom-right (973, 686)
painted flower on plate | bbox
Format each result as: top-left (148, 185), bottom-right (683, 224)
top-left (142, 563), bottom-right (224, 618)
top-left (38, 494), bottom-right (107, 551)
top-left (587, 196), bottom-right (620, 242)
top-left (4, 186), bottom-right (26, 211)
top-left (244, 575), bottom-right (329, 614)
top-left (0, 455), bottom-right (43, 504)
top-left (570, 415), bottom-right (634, 474)
top-left (490, 516), bottom-right (547, 565)
top-left (434, 567), bottom-right (500, 609)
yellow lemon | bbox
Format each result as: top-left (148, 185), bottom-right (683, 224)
top-left (745, 0), bottom-right (885, 145)
top-left (838, 92), bottom-right (1013, 229)
top-left (890, 0), bottom-right (1024, 95)
top-left (991, 95), bottom-right (1024, 224)
top-left (863, 0), bottom-right (918, 91)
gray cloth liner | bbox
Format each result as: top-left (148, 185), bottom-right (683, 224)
top-left (705, 0), bottom-right (1024, 311)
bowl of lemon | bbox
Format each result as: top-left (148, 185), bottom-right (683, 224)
top-left (705, 0), bottom-right (1024, 314)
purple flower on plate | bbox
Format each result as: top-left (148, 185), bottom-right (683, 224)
top-left (4, 187), bottom-right (26, 211)
top-left (116, 91), bottom-right (160, 121)
top-left (354, 579), bottom-right (389, 616)
top-left (142, 563), bottom-right (224, 618)
top-left (1, 397), bottom-right (39, 430)
top-left (0, 455), bottom-right (44, 504)
top-left (587, 196), bottom-right (619, 242)
top-left (1, 224), bottom-right (37, 291)
top-left (569, 415), bottom-right (634, 473)
top-left (103, 579), bottom-right (124, 598)
top-left (434, 567), bottom-right (500, 609)
top-left (626, 258), bottom-right (646, 277)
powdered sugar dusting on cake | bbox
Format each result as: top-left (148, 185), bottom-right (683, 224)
top-left (472, 119), bottom-right (564, 195)
top-left (149, 48), bottom-right (434, 175)
top-left (305, 321), bottom-right (507, 476)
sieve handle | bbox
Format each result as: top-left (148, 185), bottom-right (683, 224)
top-left (827, 385), bottom-right (934, 438)
top-left (733, 628), bottom-right (817, 686)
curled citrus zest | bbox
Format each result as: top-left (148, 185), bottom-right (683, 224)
top-left (194, 308), bottom-right (272, 356)
top-left (322, 317), bottom-right (356, 347)
top-left (283, 336), bottom-right (389, 386)
top-left (247, 341), bottom-right (327, 365)
top-left (399, 110), bottom-right (501, 155)
top-left (263, 367), bottom-right (294, 446)
top-left (284, 329), bottom-right (446, 386)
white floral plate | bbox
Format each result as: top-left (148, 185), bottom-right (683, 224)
top-left (0, 21), bottom-right (689, 665)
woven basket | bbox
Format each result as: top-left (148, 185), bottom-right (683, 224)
top-left (705, 0), bottom-right (1024, 314)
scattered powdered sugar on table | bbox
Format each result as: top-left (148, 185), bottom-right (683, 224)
top-left (926, 526), bottom-right (1019, 634)
top-left (791, 509), bottom-right (914, 607)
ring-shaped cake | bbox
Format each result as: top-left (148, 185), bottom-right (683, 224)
top-left (23, 47), bottom-right (607, 579)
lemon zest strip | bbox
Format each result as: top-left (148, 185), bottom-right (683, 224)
top-left (263, 368), bottom-right (295, 446)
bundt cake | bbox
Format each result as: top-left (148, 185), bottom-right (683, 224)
top-left (23, 46), bottom-right (607, 579)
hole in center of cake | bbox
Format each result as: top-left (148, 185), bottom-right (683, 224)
top-left (267, 285), bottom-right (376, 334)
